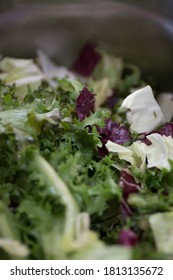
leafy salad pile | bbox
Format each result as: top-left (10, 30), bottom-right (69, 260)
top-left (0, 43), bottom-right (173, 260)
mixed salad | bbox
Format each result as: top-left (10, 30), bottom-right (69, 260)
top-left (0, 43), bottom-right (173, 260)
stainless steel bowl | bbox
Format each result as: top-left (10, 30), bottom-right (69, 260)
top-left (0, 0), bottom-right (173, 90)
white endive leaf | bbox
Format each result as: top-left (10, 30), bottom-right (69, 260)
top-left (149, 212), bottom-right (173, 254)
top-left (121, 85), bottom-right (165, 133)
top-left (7, 75), bottom-right (45, 87)
top-left (0, 238), bottom-right (29, 257)
top-left (131, 141), bottom-right (147, 172)
top-left (106, 133), bottom-right (173, 171)
top-left (105, 140), bottom-right (146, 171)
top-left (146, 133), bottom-right (173, 171)
top-left (37, 50), bottom-right (76, 87)
top-left (105, 140), bottom-right (134, 165)
top-left (157, 92), bottom-right (173, 122)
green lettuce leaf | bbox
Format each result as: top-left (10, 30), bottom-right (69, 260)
top-left (93, 49), bottom-right (123, 88)
top-left (149, 212), bottom-right (173, 255)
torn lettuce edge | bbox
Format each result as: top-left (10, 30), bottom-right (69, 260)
top-left (106, 133), bottom-right (173, 172)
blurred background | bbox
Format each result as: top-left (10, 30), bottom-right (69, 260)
top-left (0, 0), bottom-right (173, 90)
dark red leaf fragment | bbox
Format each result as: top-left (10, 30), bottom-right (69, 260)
top-left (75, 87), bottom-right (95, 120)
top-left (120, 170), bottom-right (140, 200)
top-left (73, 43), bottom-right (101, 76)
top-left (118, 229), bottom-right (138, 247)
top-left (97, 119), bottom-right (131, 156)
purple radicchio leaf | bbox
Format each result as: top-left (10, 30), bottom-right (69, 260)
top-left (120, 199), bottom-right (133, 219)
top-left (141, 136), bottom-right (152, 146)
top-left (140, 122), bottom-right (173, 146)
top-left (105, 88), bottom-right (119, 110)
top-left (119, 170), bottom-right (140, 220)
top-left (73, 43), bottom-right (101, 77)
top-left (75, 87), bottom-right (95, 120)
top-left (118, 228), bottom-right (138, 247)
top-left (97, 118), bottom-right (131, 156)
top-left (120, 170), bottom-right (140, 200)
top-left (99, 119), bottom-right (131, 145)
top-left (156, 122), bottom-right (173, 136)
